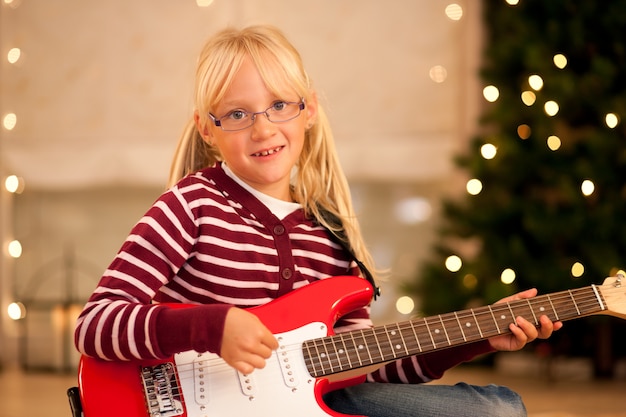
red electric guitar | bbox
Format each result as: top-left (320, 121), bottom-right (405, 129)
top-left (77, 274), bottom-right (626, 417)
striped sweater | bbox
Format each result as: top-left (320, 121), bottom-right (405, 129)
top-left (74, 163), bottom-right (492, 383)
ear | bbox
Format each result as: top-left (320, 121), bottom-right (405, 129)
top-left (305, 92), bottom-right (319, 129)
top-left (194, 110), bottom-right (213, 143)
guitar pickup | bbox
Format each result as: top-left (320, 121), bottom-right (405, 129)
top-left (193, 357), bottom-right (210, 405)
top-left (238, 370), bottom-right (257, 398)
top-left (277, 336), bottom-right (299, 389)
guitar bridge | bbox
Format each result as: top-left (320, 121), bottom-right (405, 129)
top-left (141, 363), bottom-right (184, 417)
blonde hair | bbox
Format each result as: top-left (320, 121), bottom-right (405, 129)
top-left (168, 25), bottom-right (378, 282)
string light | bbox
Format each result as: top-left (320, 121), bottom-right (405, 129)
top-left (481, 143), bottom-right (497, 159)
top-left (7, 47), bottom-right (21, 64)
top-left (547, 135), bottom-right (561, 151)
top-left (5, 175), bottom-right (24, 193)
top-left (396, 296), bottom-right (415, 315)
top-left (581, 179), bottom-right (595, 196)
top-left (553, 54), bottom-right (568, 69)
top-left (445, 255), bottom-right (462, 272)
top-left (7, 302), bottom-right (26, 320)
top-left (544, 100), bottom-right (559, 116)
top-left (463, 274), bottom-right (477, 289)
top-left (429, 65), bottom-right (448, 83)
top-left (521, 91), bottom-right (536, 106)
top-left (483, 85), bottom-right (500, 102)
top-left (2, 113), bottom-right (17, 130)
top-left (605, 113), bottom-right (619, 128)
top-left (528, 74), bottom-right (544, 91)
top-left (571, 262), bottom-right (585, 278)
top-left (517, 124), bottom-right (531, 139)
top-left (445, 3), bottom-right (463, 21)
top-left (466, 178), bottom-right (483, 195)
top-left (500, 268), bottom-right (516, 284)
top-left (7, 240), bottom-right (22, 258)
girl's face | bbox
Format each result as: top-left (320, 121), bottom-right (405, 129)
top-left (197, 56), bottom-right (317, 201)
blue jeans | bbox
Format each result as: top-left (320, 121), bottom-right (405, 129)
top-left (323, 382), bottom-right (527, 417)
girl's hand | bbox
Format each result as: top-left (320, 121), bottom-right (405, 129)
top-left (220, 307), bottom-right (279, 374)
top-left (488, 288), bottom-right (563, 352)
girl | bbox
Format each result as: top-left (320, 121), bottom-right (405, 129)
top-left (74, 25), bottom-right (559, 417)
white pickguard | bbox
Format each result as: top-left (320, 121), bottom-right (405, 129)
top-left (174, 322), bottom-right (332, 417)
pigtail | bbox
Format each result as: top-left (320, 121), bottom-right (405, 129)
top-left (167, 118), bottom-right (221, 188)
top-left (295, 104), bottom-right (382, 283)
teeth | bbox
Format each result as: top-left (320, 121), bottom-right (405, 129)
top-left (254, 146), bottom-right (282, 157)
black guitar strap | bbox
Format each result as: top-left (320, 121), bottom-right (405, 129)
top-left (318, 208), bottom-right (381, 300)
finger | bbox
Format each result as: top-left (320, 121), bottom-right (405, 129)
top-left (515, 316), bottom-right (538, 341)
top-left (536, 315), bottom-right (556, 339)
top-left (497, 288), bottom-right (537, 304)
top-left (512, 288), bottom-right (538, 300)
top-left (261, 333), bottom-right (279, 351)
top-left (506, 322), bottom-right (528, 350)
top-left (254, 342), bottom-right (275, 360)
top-left (233, 353), bottom-right (269, 374)
top-left (233, 360), bottom-right (255, 375)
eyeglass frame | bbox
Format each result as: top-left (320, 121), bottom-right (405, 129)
top-left (208, 98), bottom-right (306, 132)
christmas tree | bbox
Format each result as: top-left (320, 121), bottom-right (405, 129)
top-left (407, 0), bottom-right (626, 377)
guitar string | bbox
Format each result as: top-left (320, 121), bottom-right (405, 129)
top-left (157, 284), bottom-right (626, 382)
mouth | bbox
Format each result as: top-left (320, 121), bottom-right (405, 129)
top-left (251, 146), bottom-right (284, 157)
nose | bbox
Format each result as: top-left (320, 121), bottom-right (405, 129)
top-left (250, 111), bottom-right (275, 140)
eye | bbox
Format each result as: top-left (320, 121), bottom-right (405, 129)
top-left (227, 110), bottom-right (247, 120)
top-left (271, 101), bottom-right (287, 112)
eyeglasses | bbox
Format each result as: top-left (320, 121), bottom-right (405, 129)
top-left (208, 98), bottom-right (305, 132)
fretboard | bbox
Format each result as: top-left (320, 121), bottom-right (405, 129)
top-left (302, 285), bottom-right (605, 378)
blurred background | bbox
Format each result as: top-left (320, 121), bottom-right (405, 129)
top-left (2, 1), bottom-right (626, 414)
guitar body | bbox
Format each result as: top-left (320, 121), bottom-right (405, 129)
top-left (78, 276), bottom-right (374, 417)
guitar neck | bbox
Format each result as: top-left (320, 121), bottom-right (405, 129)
top-left (303, 285), bottom-right (606, 378)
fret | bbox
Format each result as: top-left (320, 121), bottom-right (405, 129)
top-left (348, 332), bottom-right (364, 367)
top-left (487, 305), bottom-right (502, 334)
top-left (371, 327), bottom-right (389, 361)
top-left (410, 320), bottom-right (433, 351)
top-left (453, 311), bottom-right (467, 342)
top-left (507, 303), bottom-right (518, 326)
top-left (377, 325), bottom-right (397, 360)
top-left (440, 313), bottom-right (465, 347)
top-left (491, 304), bottom-right (516, 334)
top-left (584, 286), bottom-right (605, 315)
top-left (408, 320), bottom-right (423, 353)
top-left (394, 323), bottom-right (410, 356)
top-left (327, 334), bottom-right (348, 372)
top-left (470, 308), bottom-right (484, 338)
top-left (456, 310), bottom-right (482, 341)
top-left (438, 315), bottom-right (452, 345)
top-left (525, 299), bottom-right (539, 324)
top-left (319, 337), bottom-right (336, 374)
top-left (568, 290), bottom-right (581, 316)
top-left (547, 295), bottom-right (560, 321)
top-left (423, 316), bottom-right (449, 349)
top-left (336, 333), bottom-right (353, 369)
top-left (591, 285), bottom-right (606, 311)
top-left (527, 296), bottom-right (552, 321)
top-left (360, 330), bottom-right (376, 363)
top-left (381, 323), bottom-right (409, 359)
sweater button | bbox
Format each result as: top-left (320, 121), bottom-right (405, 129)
top-left (281, 268), bottom-right (293, 280)
top-left (273, 224), bottom-right (285, 235)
